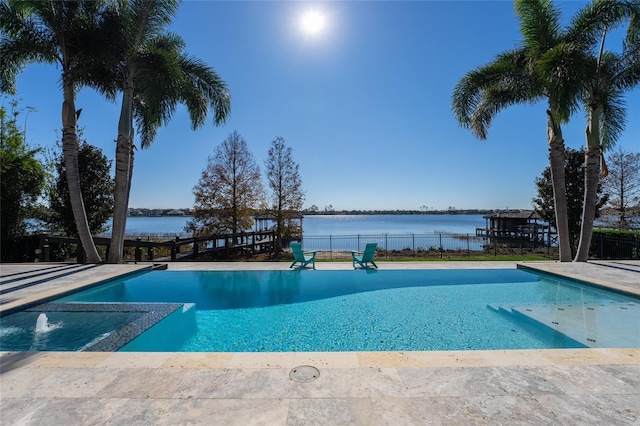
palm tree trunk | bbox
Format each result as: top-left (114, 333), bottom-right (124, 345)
top-left (108, 87), bottom-right (135, 263)
top-left (61, 85), bottom-right (101, 263)
top-left (574, 107), bottom-right (602, 262)
top-left (546, 110), bottom-right (572, 262)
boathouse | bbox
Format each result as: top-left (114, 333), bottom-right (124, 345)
top-left (476, 210), bottom-right (552, 247)
top-left (254, 211), bottom-right (303, 235)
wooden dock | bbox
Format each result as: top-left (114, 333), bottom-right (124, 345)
top-left (34, 230), bottom-right (276, 263)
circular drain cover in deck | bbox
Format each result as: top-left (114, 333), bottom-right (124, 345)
top-left (289, 365), bottom-right (320, 383)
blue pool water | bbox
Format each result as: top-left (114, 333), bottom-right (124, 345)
top-left (1, 269), bottom-right (638, 352)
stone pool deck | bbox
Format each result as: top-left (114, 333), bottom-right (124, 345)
top-left (1, 260), bottom-right (639, 425)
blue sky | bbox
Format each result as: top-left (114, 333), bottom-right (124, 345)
top-left (10, 0), bottom-right (640, 211)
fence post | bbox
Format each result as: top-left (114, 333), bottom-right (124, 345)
top-left (39, 234), bottom-right (50, 262)
top-left (467, 234), bottom-right (470, 257)
top-left (251, 233), bottom-right (256, 255)
top-left (329, 235), bottom-right (333, 261)
top-left (412, 234), bottom-right (415, 256)
top-left (76, 241), bottom-right (86, 264)
top-left (135, 238), bottom-right (141, 264)
top-left (599, 233), bottom-right (604, 259)
top-left (547, 227), bottom-right (550, 256)
top-left (385, 234), bottom-right (388, 257)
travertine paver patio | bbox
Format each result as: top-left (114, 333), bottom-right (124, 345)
top-left (1, 260), bottom-right (639, 425)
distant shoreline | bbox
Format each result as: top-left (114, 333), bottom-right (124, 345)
top-left (128, 208), bottom-right (524, 218)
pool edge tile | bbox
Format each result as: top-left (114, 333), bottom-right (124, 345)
top-left (292, 351), bottom-right (360, 368)
top-left (357, 350), bottom-right (489, 368)
top-left (97, 352), bottom-right (172, 368)
top-left (160, 352), bottom-right (234, 369)
top-left (542, 348), bottom-right (640, 365)
top-left (227, 352), bottom-right (297, 369)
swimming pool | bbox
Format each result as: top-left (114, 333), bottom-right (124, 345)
top-left (1, 269), bottom-right (638, 352)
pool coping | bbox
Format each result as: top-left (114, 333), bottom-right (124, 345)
top-left (517, 261), bottom-right (640, 298)
top-left (0, 263), bottom-right (153, 316)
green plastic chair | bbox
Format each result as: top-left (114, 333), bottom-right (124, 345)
top-left (351, 243), bottom-right (378, 269)
top-left (290, 242), bottom-right (317, 269)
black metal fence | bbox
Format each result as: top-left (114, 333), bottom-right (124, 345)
top-left (6, 231), bottom-right (638, 263)
top-left (590, 234), bottom-right (640, 259)
top-left (299, 232), bottom-right (551, 258)
top-left (301, 233), bottom-right (484, 252)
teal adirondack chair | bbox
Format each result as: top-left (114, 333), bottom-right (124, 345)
top-left (290, 242), bottom-right (317, 269)
top-left (351, 243), bottom-right (378, 269)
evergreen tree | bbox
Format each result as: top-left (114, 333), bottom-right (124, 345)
top-left (49, 136), bottom-right (114, 237)
top-left (533, 148), bottom-right (608, 255)
top-left (0, 100), bottom-right (46, 260)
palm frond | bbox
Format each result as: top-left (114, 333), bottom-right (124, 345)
top-left (452, 49), bottom-right (540, 139)
top-left (538, 42), bottom-right (593, 122)
top-left (515, 0), bottom-right (562, 56)
top-left (128, 34), bottom-right (230, 147)
top-left (129, 0), bottom-right (179, 43)
top-left (178, 54), bottom-right (231, 126)
top-left (599, 91), bottom-right (627, 149)
top-left (623, 1), bottom-right (640, 50)
top-left (614, 48), bottom-right (640, 89)
top-left (132, 47), bottom-right (182, 146)
top-left (134, 98), bottom-right (160, 149)
top-left (0, 1), bottom-right (61, 94)
top-left (566, 0), bottom-right (639, 49)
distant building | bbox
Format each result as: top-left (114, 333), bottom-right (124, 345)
top-left (166, 209), bottom-right (185, 216)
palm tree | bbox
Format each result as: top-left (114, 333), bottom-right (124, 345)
top-left (0, 0), bottom-right (115, 263)
top-left (573, 3), bottom-right (640, 261)
top-left (453, 0), bottom-right (580, 261)
top-left (105, 0), bottom-right (231, 263)
top-left (452, 0), bottom-right (632, 261)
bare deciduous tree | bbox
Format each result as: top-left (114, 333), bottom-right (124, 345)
top-left (188, 131), bottom-right (263, 236)
top-left (265, 137), bottom-right (304, 252)
top-left (602, 148), bottom-right (640, 229)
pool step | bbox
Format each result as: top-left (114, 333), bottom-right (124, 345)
top-left (489, 302), bottom-right (640, 348)
top-left (487, 304), bottom-right (515, 315)
top-left (0, 264), bottom-right (100, 296)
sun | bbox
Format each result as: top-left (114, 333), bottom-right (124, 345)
top-left (300, 9), bottom-right (326, 36)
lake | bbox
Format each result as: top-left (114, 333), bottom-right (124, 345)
top-left (104, 214), bottom-right (488, 238)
